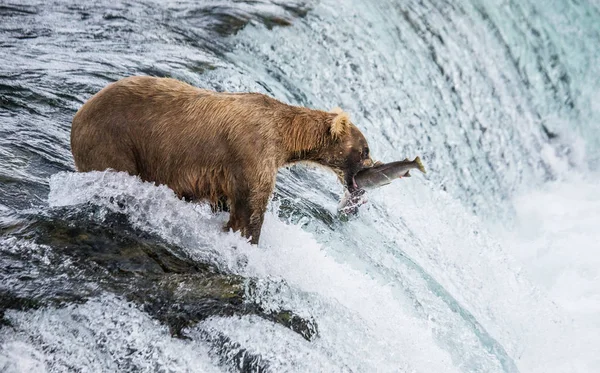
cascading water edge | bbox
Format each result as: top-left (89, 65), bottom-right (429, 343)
top-left (0, 0), bottom-right (599, 372)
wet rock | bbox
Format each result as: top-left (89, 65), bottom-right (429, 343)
top-left (4, 206), bottom-right (318, 342)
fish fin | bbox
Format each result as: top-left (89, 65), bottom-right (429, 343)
top-left (413, 156), bottom-right (426, 173)
top-left (403, 157), bottom-right (409, 161)
top-left (404, 171), bottom-right (411, 177)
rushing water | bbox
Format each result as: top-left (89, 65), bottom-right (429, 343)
top-left (1, 0), bottom-right (599, 372)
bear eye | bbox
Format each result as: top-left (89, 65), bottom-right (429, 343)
top-left (362, 147), bottom-right (369, 158)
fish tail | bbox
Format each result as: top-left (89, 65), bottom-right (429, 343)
top-left (413, 156), bottom-right (426, 173)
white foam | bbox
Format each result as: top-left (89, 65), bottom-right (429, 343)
top-left (195, 315), bottom-right (345, 372)
top-left (0, 295), bottom-right (223, 373)
top-left (0, 342), bottom-right (46, 373)
top-left (507, 175), bottom-right (600, 319)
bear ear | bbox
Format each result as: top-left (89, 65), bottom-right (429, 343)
top-left (330, 108), bottom-right (350, 139)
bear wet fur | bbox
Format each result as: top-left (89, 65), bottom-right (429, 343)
top-left (71, 76), bottom-right (374, 244)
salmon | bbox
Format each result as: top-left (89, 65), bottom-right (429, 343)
top-left (354, 156), bottom-right (426, 190)
top-left (338, 156), bottom-right (426, 215)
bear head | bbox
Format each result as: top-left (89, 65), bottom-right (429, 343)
top-left (317, 108), bottom-right (374, 192)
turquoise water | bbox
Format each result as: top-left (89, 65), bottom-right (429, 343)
top-left (1, 0), bottom-right (599, 372)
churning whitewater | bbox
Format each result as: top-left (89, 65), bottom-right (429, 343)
top-left (0, 0), bottom-right (599, 372)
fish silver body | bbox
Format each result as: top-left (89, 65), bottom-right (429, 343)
top-left (354, 156), bottom-right (426, 190)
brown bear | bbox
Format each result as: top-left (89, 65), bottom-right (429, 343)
top-left (71, 76), bottom-right (374, 244)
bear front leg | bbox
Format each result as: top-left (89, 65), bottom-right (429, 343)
top-left (225, 169), bottom-right (275, 245)
top-left (225, 196), bottom-right (252, 236)
top-left (246, 191), bottom-right (271, 245)
top-left (225, 194), bottom-right (267, 245)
